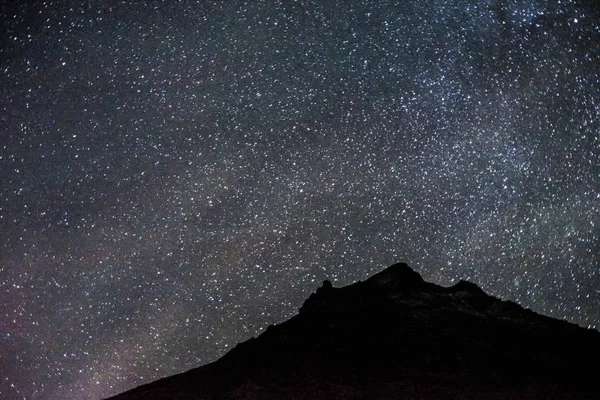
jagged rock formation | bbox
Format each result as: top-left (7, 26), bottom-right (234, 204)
top-left (105, 263), bottom-right (600, 399)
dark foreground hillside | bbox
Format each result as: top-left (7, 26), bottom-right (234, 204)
top-left (105, 263), bottom-right (600, 399)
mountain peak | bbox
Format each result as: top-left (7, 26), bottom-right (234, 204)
top-left (365, 262), bottom-right (425, 289)
top-left (106, 262), bottom-right (600, 400)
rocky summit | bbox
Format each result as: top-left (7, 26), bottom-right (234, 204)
top-left (105, 263), bottom-right (600, 399)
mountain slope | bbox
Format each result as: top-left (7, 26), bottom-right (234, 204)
top-left (105, 263), bottom-right (600, 399)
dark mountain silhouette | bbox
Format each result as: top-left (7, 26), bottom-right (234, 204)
top-left (105, 263), bottom-right (600, 399)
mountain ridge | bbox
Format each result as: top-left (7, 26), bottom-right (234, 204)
top-left (105, 263), bottom-right (600, 399)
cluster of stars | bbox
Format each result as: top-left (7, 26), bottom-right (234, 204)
top-left (1, 1), bottom-right (598, 399)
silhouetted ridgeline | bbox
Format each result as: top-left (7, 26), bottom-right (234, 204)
top-left (106, 263), bottom-right (600, 399)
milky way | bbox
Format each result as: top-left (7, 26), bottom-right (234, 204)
top-left (1, 1), bottom-right (599, 399)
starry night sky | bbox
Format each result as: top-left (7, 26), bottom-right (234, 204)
top-left (1, 1), bottom-right (598, 399)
